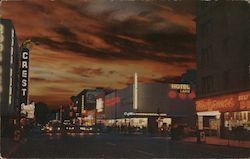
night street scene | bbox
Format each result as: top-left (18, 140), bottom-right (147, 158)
top-left (0, 0), bottom-right (250, 158)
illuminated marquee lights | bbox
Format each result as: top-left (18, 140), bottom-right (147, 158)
top-left (8, 29), bottom-right (15, 105)
top-left (167, 90), bottom-right (195, 100)
top-left (0, 24), bottom-right (4, 52)
top-left (0, 24), bottom-right (4, 94)
top-left (168, 90), bottom-right (177, 99)
top-left (105, 96), bottom-right (120, 106)
top-left (124, 112), bottom-right (167, 117)
top-left (178, 93), bottom-right (187, 100)
top-left (81, 95), bottom-right (85, 114)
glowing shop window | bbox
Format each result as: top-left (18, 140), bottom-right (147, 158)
top-left (0, 51), bottom-right (2, 62)
top-left (0, 44), bottom-right (3, 52)
top-left (0, 35), bottom-right (4, 43)
top-left (0, 24), bottom-right (3, 52)
top-left (0, 24), bottom-right (4, 33)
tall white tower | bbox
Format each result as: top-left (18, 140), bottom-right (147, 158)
top-left (133, 72), bottom-right (138, 110)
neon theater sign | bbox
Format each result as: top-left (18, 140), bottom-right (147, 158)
top-left (20, 47), bottom-right (29, 105)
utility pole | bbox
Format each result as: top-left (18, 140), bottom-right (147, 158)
top-left (60, 105), bottom-right (63, 127)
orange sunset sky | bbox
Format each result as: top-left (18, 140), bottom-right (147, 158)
top-left (1, 0), bottom-right (196, 109)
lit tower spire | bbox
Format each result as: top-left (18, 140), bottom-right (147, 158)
top-left (133, 72), bottom-right (138, 110)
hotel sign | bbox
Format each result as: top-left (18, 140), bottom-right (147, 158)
top-left (196, 91), bottom-right (250, 112)
top-left (169, 83), bottom-right (191, 94)
top-left (19, 47), bottom-right (29, 105)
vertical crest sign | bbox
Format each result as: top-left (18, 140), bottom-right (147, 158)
top-left (19, 47), bottom-right (29, 105)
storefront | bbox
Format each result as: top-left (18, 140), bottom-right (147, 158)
top-left (104, 112), bottom-right (171, 134)
top-left (196, 90), bottom-right (250, 137)
top-left (78, 110), bottom-right (96, 126)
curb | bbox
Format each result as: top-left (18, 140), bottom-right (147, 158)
top-left (181, 139), bottom-right (250, 150)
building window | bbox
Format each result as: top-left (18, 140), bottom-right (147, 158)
top-left (201, 48), bottom-right (207, 68)
top-left (203, 20), bottom-right (213, 36)
top-left (201, 75), bottom-right (214, 94)
top-left (200, 19), bottom-right (213, 38)
top-left (0, 24), bottom-right (4, 53)
top-left (223, 70), bottom-right (231, 90)
top-left (201, 45), bottom-right (213, 68)
top-left (242, 36), bottom-right (249, 50)
top-left (223, 37), bottom-right (229, 55)
top-left (87, 94), bottom-right (95, 101)
top-left (208, 45), bottom-right (213, 65)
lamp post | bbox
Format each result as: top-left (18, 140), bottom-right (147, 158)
top-left (115, 89), bottom-right (117, 127)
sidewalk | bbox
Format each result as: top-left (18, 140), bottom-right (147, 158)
top-left (182, 136), bottom-right (250, 149)
top-left (0, 137), bottom-right (26, 158)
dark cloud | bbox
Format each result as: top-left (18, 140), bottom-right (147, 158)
top-left (53, 26), bottom-right (77, 41)
top-left (28, 1), bottom-right (196, 63)
top-left (109, 71), bottom-right (116, 75)
top-left (154, 0), bottom-right (196, 15)
top-left (30, 77), bottom-right (47, 82)
top-left (30, 32), bottom-right (195, 64)
top-left (71, 67), bottom-right (104, 75)
top-left (144, 30), bottom-right (196, 54)
top-left (153, 76), bottom-right (181, 83)
top-left (31, 36), bottom-right (62, 50)
top-left (47, 87), bottom-right (74, 93)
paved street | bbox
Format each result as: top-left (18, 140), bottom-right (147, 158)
top-left (1, 129), bottom-right (250, 158)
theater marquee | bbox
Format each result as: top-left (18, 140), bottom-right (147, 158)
top-left (196, 90), bottom-right (250, 112)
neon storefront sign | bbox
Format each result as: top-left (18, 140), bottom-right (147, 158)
top-left (196, 90), bottom-right (250, 112)
top-left (105, 96), bottom-right (120, 106)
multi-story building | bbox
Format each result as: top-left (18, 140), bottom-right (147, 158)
top-left (195, 1), bottom-right (250, 137)
top-left (0, 19), bottom-right (20, 136)
top-left (103, 82), bottom-right (196, 134)
top-left (74, 88), bottom-right (105, 126)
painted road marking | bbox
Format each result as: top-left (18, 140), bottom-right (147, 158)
top-left (106, 142), bottom-right (116, 146)
top-left (135, 149), bottom-right (154, 156)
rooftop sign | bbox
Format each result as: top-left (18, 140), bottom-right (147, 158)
top-left (168, 83), bottom-right (191, 94)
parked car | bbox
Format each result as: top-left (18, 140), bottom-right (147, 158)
top-left (79, 126), bottom-right (94, 132)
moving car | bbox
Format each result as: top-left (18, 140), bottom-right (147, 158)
top-left (43, 120), bottom-right (62, 133)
